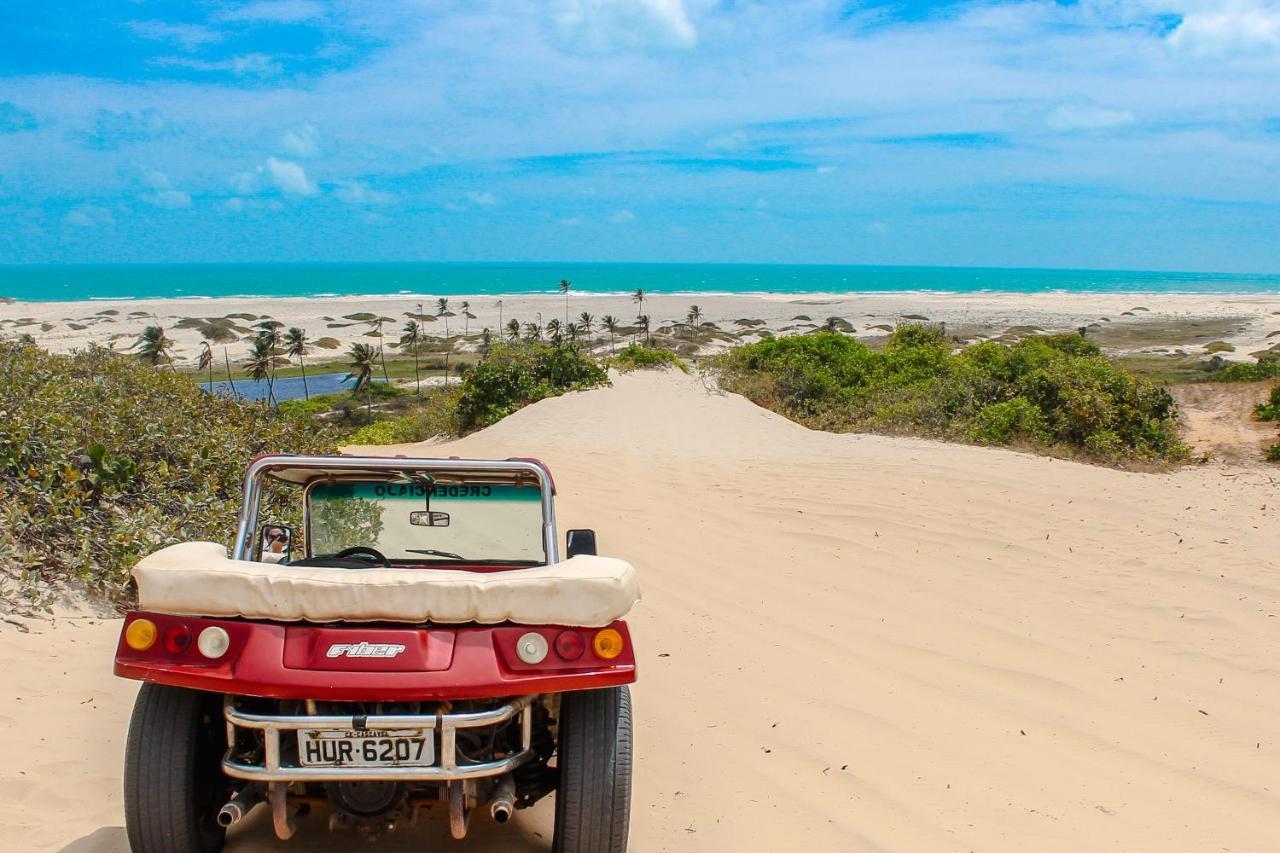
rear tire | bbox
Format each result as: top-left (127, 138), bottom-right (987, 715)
top-left (124, 683), bottom-right (229, 853)
top-left (552, 686), bottom-right (633, 853)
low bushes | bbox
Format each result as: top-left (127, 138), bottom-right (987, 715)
top-left (0, 342), bottom-right (335, 603)
top-left (455, 343), bottom-right (608, 431)
top-left (716, 325), bottom-right (1188, 464)
top-left (609, 343), bottom-right (689, 373)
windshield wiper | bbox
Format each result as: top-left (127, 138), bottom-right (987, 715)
top-left (404, 548), bottom-right (465, 560)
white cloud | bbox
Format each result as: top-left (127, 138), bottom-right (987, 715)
top-left (1047, 103), bottom-right (1136, 130)
top-left (230, 170), bottom-right (261, 195)
top-left (1166, 2), bottom-right (1280, 57)
top-left (215, 0), bottom-right (325, 23)
top-left (553, 0), bottom-right (696, 53)
top-left (144, 189), bottom-right (193, 209)
top-left (558, 216), bottom-right (582, 226)
top-left (335, 181), bottom-right (395, 205)
top-left (467, 190), bottom-right (498, 206)
top-left (266, 157), bottom-right (318, 195)
top-left (280, 124), bottom-right (320, 157)
top-left (868, 222), bottom-right (889, 234)
top-left (225, 197), bottom-right (246, 212)
top-left (127, 21), bottom-right (221, 51)
top-left (64, 205), bottom-right (113, 228)
top-left (154, 53), bottom-right (283, 78)
top-left (816, 165), bottom-right (839, 175)
top-left (609, 208), bottom-right (636, 223)
top-left (139, 171), bottom-right (192, 208)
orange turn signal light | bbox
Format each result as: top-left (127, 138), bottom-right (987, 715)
top-left (125, 618), bottom-right (158, 651)
top-left (592, 628), bottom-right (624, 660)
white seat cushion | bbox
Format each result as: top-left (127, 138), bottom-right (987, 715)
top-left (133, 541), bottom-right (640, 628)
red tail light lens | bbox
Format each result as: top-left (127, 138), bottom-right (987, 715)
top-left (554, 631), bottom-right (585, 661)
top-left (163, 624), bottom-right (192, 655)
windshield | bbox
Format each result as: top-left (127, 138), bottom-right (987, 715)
top-left (307, 480), bottom-right (545, 564)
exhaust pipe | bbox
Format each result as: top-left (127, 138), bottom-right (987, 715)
top-left (490, 774), bottom-right (516, 824)
top-left (218, 785), bottom-right (264, 828)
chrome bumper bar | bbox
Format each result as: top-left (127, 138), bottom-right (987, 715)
top-left (222, 696), bottom-right (536, 782)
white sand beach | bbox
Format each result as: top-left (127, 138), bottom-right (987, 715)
top-left (5, 291), bottom-right (1280, 364)
top-left (5, 369), bottom-right (1279, 851)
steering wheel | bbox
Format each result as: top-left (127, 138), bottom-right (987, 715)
top-left (334, 546), bottom-right (391, 568)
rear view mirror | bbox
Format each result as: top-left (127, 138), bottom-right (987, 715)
top-left (259, 523), bottom-right (293, 564)
top-left (565, 529), bottom-right (597, 558)
top-left (410, 510), bottom-right (451, 527)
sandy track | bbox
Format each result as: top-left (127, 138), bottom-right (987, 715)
top-left (7, 370), bottom-right (1280, 851)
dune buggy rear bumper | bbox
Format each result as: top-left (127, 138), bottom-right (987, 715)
top-left (222, 695), bottom-right (536, 783)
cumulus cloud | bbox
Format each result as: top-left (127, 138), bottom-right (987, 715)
top-left (64, 205), bottom-right (114, 228)
top-left (553, 0), bottom-right (697, 53)
top-left (0, 102), bottom-right (38, 134)
top-left (1165, 1), bottom-right (1280, 57)
top-left (280, 124), bottom-right (320, 157)
top-left (335, 181), bottom-right (395, 205)
top-left (266, 157), bottom-right (318, 195)
top-left (127, 20), bottom-right (221, 51)
top-left (154, 53), bottom-right (283, 78)
top-left (140, 171), bottom-right (193, 209)
top-left (215, 0), bottom-right (325, 23)
top-left (1047, 103), bottom-right (1136, 130)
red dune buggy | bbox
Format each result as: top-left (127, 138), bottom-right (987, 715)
top-left (114, 455), bottom-right (638, 852)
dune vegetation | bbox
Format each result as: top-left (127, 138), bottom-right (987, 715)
top-left (716, 324), bottom-right (1189, 464)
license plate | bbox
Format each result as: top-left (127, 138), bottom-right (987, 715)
top-left (297, 729), bottom-right (435, 767)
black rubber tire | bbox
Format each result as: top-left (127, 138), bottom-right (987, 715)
top-left (552, 686), bottom-right (633, 853)
top-left (124, 684), bottom-right (229, 853)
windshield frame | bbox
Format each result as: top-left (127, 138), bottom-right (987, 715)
top-left (233, 455), bottom-right (558, 565)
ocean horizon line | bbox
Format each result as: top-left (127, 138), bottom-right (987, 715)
top-left (2, 261), bottom-right (1279, 303)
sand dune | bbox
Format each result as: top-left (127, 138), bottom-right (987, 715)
top-left (7, 370), bottom-right (1280, 851)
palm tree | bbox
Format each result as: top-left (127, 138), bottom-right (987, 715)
top-left (244, 337), bottom-right (280, 406)
top-left (197, 341), bottom-right (214, 389)
top-left (600, 314), bottom-right (620, 351)
top-left (255, 320), bottom-right (284, 391)
top-left (436, 298), bottom-right (454, 385)
top-left (546, 318), bottom-right (563, 344)
top-left (400, 319), bottom-right (423, 394)
top-left (480, 327), bottom-right (492, 353)
top-left (824, 316), bottom-right (842, 333)
top-left (345, 342), bottom-right (378, 421)
top-left (222, 346), bottom-right (239, 398)
top-left (461, 301), bottom-right (477, 337)
top-left (283, 327), bottom-right (311, 400)
top-left (495, 299), bottom-right (504, 330)
top-left (566, 321), bottom-right (582, 347)
top-left (686, 305), bottom-right (702, 340)
top-left (523, 320), bottom-right (542, 342)
top-left (631, 288), bottom-right (645, 319)
top-left (134, 325), bottom-right (175, 371)
top-left (505, 318), bottom-right (521, 341)
top-left (560, 279), bottom-right (572, 325)
top-left (638, 314), bottom-right (651, 346)
top-left (365, 317), bottom-right (390, 383)
top-left (578, 312), bottom-right (594, 337)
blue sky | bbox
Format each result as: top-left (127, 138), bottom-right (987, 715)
top-left (1, 0), bottom-right (1278, 271)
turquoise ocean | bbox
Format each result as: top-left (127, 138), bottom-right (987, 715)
top-left (1, 263), bottom-right (1278, 302)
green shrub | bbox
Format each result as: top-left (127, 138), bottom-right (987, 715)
top-left (0, 342), bottom-right (336, 601)
top-left (609, 344), bottom-right (689, 373)
top-left (1266, 441), bottom-right (1280, 463)
top-left (345, 386), bottom-right (462, 445)
top-left (456, 342), bottom-right (608, 431)
top-left (1219, 360), bottom-right (1280, 382)
top-left (969, 398), bottom-right (1048, 445)
top-left (1255, 385), bottom-right (1280, 421)
top-left (716, 326), bottom-right (1188, 464)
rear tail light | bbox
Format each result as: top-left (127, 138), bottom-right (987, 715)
top-left (554, 631), bottom-right (585, 661)
top-left (592, 628), bottom-right (624, 660)
top-left (124, 618), bottom-right (157, 651)
top-left (162, 624), bottom-right (192, 655)
top-left (515, 632), bottom-right (549, 664)
top-left (197, 626), bottom-right (231, 659)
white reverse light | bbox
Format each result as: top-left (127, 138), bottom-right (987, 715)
top-left (197, 626), bottom-right (231, 659)
top-left (516, 632), bottom-right (549, 665)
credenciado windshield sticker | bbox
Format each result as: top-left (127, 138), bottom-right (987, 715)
top-left (312, 483), bottom-right (540, 503)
